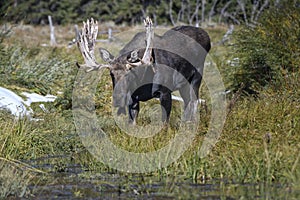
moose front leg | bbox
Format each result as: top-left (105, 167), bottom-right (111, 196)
top-left (128, 101), bottom-right (140, 125)
top-left (159, 92), bottom-right (172, 123)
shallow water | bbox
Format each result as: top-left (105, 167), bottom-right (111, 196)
top-left (24, 157), bottom-right (300, 199)
top-left (28, 168), bottom-right (300, 199)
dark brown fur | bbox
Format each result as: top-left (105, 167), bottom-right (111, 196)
top-left (100, 26), bottom-right (211, 123)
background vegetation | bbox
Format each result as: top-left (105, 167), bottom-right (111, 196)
top-left (227, 1), bottom-right (300, 95)
top-left (0, 0), bottom-right (299, 198)
top-left (0, 0), bottom-right (293, 26)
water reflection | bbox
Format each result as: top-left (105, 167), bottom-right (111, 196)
top-left (29, 169), bottom-right (300, 199)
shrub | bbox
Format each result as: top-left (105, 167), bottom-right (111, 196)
top-left (227, 2), bottom-right (300, 95)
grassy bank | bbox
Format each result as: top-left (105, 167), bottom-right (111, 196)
top-left (0, 23), bottom-right (299, 198)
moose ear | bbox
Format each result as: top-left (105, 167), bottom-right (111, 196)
top-left (127, 49), bottom-right (140, 63)
top-left (99, 48), bottom-right (115, 63)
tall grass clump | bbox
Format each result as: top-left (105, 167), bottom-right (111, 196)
top-left (0, 45), bottom-right (77, 95)
top-left (0, 160), bottom-right (34, 198)
top-left (176, 90), bottom-right (300, 184)
top-left (0, 113), bottom-right (33, 198)
top-left (227, 1), bottom-right (300, 94)
top-left (0, 25), bottom-right (78, 96)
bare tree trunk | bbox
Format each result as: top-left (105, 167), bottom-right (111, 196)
top-left (221, 24), bottom-right (234, 44)
top-left (195, 0), bottom-right (200, 27)
top-left (169, 0), bottom-right (176, 26)
top-left (74, 24), bottom-right (79, 40)
top-left (201, 0), bottom-right (206, 25)
top-left (208, 0), bottom-right (219, 24)
top-left (108, 28), bottom-right (112, 42)
top-left (177, 0), bottom-right (186, 22)
top-left (237, 0), bottom-right (248, 25)
top-left (48, 15), bottom-right (57, 46)
top-left (187, 0), bottom-right (193, 25)
top-left (141, 6), bottom-right (146, 19)
top-left (189, 0), bottom-right (201, 27)
top-left (68, 24), bottom-right (79, 47)
top-left (250, 0), bottom-right (260, 23)
top-left (219, 0), bottom-right (233, 24)
top-left (254, 0), bottom-right (269, 22)
top-left (223, 12), bottom-right (241, 25)
top-left (153, 13), bottom-right (158, 26)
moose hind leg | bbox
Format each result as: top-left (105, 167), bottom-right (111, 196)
top-left (188, 76), bottom-right (202, 122)
top-left (179, 85), bottom-right (193, 121)
top-left (180, 81), bottom-right (200, 122)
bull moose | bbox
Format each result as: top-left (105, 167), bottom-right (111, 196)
top-left (77, 17), bottom-right (211, 124)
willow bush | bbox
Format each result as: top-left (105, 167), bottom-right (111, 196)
top-left (227, 2), bottom-right (300, 95)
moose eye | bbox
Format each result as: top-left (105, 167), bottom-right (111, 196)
top-left (127, 50), bottom-right (140, 63)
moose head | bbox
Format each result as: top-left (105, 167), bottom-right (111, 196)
top-left (77, 17), bottom-right (154, 117)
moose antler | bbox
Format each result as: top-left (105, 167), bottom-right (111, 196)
top-left (126, 17), bottom-right (154, 69)
top-left (141, 16), bottom-right (154, 64)
top-left (77, 18), bottom-right (109, 72)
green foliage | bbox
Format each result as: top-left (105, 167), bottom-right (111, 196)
top-left (228, 2), bottom-right (300, 94)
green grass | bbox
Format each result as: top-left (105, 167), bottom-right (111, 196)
top-left (0, 159), bottom-right (34, 198)
top-left (0, 23), bottom-right (299, 197)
